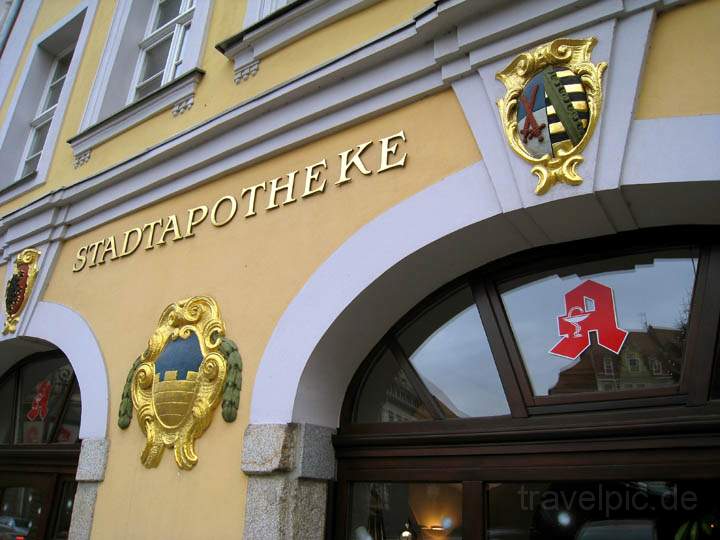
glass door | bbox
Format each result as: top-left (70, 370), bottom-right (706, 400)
top-left (0, 473), bottom-right (55, 540)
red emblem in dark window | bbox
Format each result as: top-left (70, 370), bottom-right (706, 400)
top-left (26, 379), bottom-right (52, 421)
top-left (550, 280), bottom-right (628, 360)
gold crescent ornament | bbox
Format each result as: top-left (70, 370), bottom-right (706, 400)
top-left (496, 37), bottom-right (607, 195)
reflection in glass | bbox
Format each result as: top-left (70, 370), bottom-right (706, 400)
top-left (49, 481), bottom-right (76, 539)
top-left (0, 486), bottom-right (42, 540)
top-left (16, 357), bottom-right (74, 444)
top-left (398, 287), bottom-right (509, 417)
top-left (155, 0), bottom-right (182, 29)
top-left (142, 37), bottom-right (173, 82)
top-left (354, 349), bottom-right (433, 423)
top-left (487, 480), bottom-right (719, 540)
top-left (55, 381), bottom-right (80, 444)
top-left (349, 483), bottom-right (463, 539)
top-left (0, 377), bottom-right (14, 444)
top-left (500, 251), bottom-right (698, 396)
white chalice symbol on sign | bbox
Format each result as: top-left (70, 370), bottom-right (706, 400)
top-left (563, 306), bottom-right (590, 337)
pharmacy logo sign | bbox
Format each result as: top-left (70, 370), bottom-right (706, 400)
top-left (550, 280), bottom-right (628, 360)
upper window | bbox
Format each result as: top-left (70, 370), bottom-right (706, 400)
top-left (342, 230), bottom-right (720, 429)
top-left (18, 47), bottom-right (74, 180)
top-left (0, 7), bottom-right (86, 195)
top-left (243, 0), bottom-right (290, 27)
top-left (70, 0), bottom-right (212, 160)
top-left (130, 0), bottom-right (195, 102)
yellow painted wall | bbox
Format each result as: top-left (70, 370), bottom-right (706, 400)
top-left (0, 0), bottom-right (432, 216)
top-left (42, 90), bottom-right (481, 540)
top-left (635, 0), bottom-right (720, 119)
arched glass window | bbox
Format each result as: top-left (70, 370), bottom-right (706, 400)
top-left (334, 228), bottom-right (720, 540)
top-left (351, 285), bottom-right (509, 424)
top-left (0, 351), bottom-right (81, 540)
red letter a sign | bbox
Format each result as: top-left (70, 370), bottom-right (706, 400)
top-left (550, 280), bottom-right (628, 360)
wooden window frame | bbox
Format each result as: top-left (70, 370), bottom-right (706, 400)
top-left (340, 227), bottom-right (720, 436)
top-left (333, 227), bottom-right (720, 539)
top-left (0, 351), bottom-right (81, 464)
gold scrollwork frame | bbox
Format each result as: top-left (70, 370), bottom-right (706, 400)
top-left (131, 296), bottom-right (227, 470)
top-left (3, 248), bottom-right (41, 334)
top-left (496, 37), bottom-right (607, 195)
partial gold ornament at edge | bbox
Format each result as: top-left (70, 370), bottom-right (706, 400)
top-left (496, 37), bottom-right (607, 195)
top-left (3, 248), bottom-right (41, 335)
top-left (131, 296), bottom-right (227, 470)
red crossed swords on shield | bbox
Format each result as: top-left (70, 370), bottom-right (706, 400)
top-left (519, 84), bottom-right (546, 144)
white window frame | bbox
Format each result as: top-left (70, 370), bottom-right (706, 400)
top-left (70, 0), bottom-right (211, 162)
top-left (0, 1), bottom-right (96, 202)
top-left (17, 46), bottom-right (75, 181)
top-left (128, 0), bottom-right (195, 104)
top-left (651, 358), bottom-right (663, 376)
top-left (602, 357), bottom-right (614, 376)
top-left (627, 354), bottom-right (641, 373)
top-left (243, 0), bottom-right (289, 27)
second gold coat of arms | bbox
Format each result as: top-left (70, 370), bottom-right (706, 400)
top-left (497, 37), bottom-right (607, 195)
top-left (118, 296), bottom-right (242, 470)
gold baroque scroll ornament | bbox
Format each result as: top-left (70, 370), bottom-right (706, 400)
top-left (496, 37), bottom-right (607, 195)
top-left (117, 296), bottom-right (243, 470)
top-left (3, 248), bottom-right (41, 334)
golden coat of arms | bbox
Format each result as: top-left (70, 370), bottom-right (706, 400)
top-left (496, 37), bottom-right (607, 195)
top-left (118, 296), bottom-right (242, 470)
top-left (3, 248), bottom-right (41, 334)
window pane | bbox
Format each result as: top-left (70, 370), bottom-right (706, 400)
top-left (135, 74), bottom-right (163, 100)
top-left (16, 357), bottom-right (74, 444)
top-left (0, 377), bottom-right (14, 444)
top-left (55, 381), bottom-right (80, 444)
top-left (0, 486), bottom-right (44, 539)
top-left (155, 0), bottom-right (181, 29)
top-left (52, 51), bottom-right (73, 83)
top-left (48, 480), bottom-right (77, 539)
top-left (500, 250), bottom-right (698, 397)
top-left (28, 121), bottom-right (50, 157)
top-left (44, 80), bottom-right (63, 111)
top-left (172, 23), bottom-right (191, 78)
top-left (349, 482), bottom-right (463, 540)
top-left (397, 287), bottom-right (510, 418)
top-left (141, 37), bottom-right (172, 82)
top-left (21, 154), bottom-right (41, 179)
top-left (354, 349), bottom-right (433, 423)
top-left (487, 480), bottom-right (717, 540)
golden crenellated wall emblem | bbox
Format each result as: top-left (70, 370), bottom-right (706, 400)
top-left (496, 37), bottom-right (607, 195)
top-left (118, 296), bottom-right (242, 470)
top-left (3, 248), bottom-right (41, 334)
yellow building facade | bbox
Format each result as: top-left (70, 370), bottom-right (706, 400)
top-left (0, 0), bottom-right (719, 539)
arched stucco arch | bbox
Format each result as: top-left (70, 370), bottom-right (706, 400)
top-left (19, 301), bottom-right (109, 439)
top-left (250, 153), bottom-right (720, 429)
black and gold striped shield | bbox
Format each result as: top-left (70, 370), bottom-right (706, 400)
top-left (516, 66), bottom-right (590, 159)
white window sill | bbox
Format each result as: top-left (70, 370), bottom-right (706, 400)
top-left (67, 68), bottom-right (204, 161)
top-left (216, 0), bottom-right (381, 84)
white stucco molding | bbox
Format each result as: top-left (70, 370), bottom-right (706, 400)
top-left (0, 0), bottom-right (690, 257)
top-left (23, 301), bottom-right (108, 439)
top-left (0, 0), bottom-right (40, 106)
top-left (67, 68), bottom-right (205, 159)
top-left (219, 0), bottom-right (382, 83)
